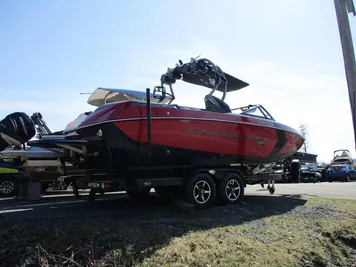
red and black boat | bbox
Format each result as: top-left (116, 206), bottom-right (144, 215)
top-left (25, 57), bottom-right (305, 207)
top-left (27, 57), bottom-right (304, 174)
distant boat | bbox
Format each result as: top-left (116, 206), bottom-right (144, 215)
top-left (331, 149), bottom-right (353, 165)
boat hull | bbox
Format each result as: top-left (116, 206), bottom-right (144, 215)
top-left (67, 101), bottom-right (303, 169)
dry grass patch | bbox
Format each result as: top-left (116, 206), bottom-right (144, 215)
top-left (0, 195), bottom-right (355, 267)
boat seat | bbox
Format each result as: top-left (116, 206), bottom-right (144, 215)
top-left (204, 94), bottom-right (232, 113)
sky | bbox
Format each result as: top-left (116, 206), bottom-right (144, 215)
top-left (0, 0), bottom-right (355, 163)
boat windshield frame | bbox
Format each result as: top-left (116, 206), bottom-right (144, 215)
top-left (231, 104), bottom-right (275, 121)
top-left (333, 149), bottom-right (352, 158)
top-left (87, 87), bottom-right (174, 106)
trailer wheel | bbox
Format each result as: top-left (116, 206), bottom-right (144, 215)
top-left (217, 172), bottom-right (244, 205)
top-left (185, 172), bottom-right (216, 209)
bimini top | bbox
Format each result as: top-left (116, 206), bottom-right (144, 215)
top-left (87, 87), bottom-right (173, 106)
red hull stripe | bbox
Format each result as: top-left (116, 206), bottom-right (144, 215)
top-left (76, 101), bottom-right (303, 158)
top-left (79, 101), bottom-right (301, 137)
top-left (77, 116), bottom-right (300, 137)
top-left (113, 119), bottom-right (299, 158)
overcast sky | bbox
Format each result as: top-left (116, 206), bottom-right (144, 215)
top-left (0, 0), bottom-right (355, 162)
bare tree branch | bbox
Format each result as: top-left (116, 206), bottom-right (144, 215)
top-left (298, 123), bottom-right (309, 153)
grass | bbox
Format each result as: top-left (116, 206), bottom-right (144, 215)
top-left (0, 195), bottom-right (355, 267)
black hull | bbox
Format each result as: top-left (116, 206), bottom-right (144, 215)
top-left (68, 122), bottom-right (288, 171)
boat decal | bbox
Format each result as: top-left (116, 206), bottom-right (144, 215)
top-left (180, 119), bottom-right (189, 123)
top-left (268, 129), bottom-right (287, 159)
top-left (185, 127), bottom-right (269, 144)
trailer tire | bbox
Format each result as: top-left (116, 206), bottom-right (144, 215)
top-left (217, 172), bottom-right (244, 205)
top-left (185, 172), bottom-right (216, 209)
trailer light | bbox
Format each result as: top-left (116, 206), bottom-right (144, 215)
top-left (104, 183), bottom-right (112, 189)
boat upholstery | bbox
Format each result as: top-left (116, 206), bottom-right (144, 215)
top-left (204, 94), bottom-right (232, 113)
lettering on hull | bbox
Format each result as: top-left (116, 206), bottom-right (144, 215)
top-left (186, 127), bottom-right (269, 146)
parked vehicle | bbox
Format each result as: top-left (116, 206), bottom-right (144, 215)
top-left (300, 163), bottom-right (321, 183)
top-left (325, 164), bottom-right (356, 182)
top-left (0, 161), bottom-right (22, 197)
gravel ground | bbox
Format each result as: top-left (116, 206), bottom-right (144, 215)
top-left (251, 180), bottom-right (356, 200)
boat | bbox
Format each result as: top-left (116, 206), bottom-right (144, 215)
top-left (331, 149), bottom-right (353, 165)
top-left (27, 57), bottom-right (304, 174)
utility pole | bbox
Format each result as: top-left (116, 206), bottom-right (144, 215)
top-left (334, 0), bottom-right (356, 149)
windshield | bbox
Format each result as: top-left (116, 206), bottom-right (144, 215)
top-left (243, 108), bottom-right (266, 118)
top-left (329, 165), bottom-right (347, 171)
top-left (233, 105), bottom-right (275, 120)
top-left (87, 88), bottom-right (173, 107)
top-left (334, 150), bottom-right (351, 158)
top-left (333, 158), bottom-right (350, 163)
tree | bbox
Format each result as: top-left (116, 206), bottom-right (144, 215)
top-left (298, 123), bottom-right (309, 153)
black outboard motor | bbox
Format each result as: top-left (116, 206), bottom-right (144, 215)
top-left (0, 112), bottom-right (36, 151)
